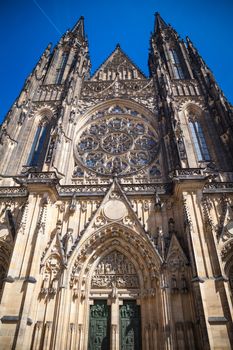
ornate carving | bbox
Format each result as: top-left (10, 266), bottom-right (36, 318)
top-left (170, 168), bottom-right (204, 178)
top-left (91, 251), bottom-right (139, 289)
top-left (33, 84), bottom-right (63, 102)
top-left (167, 252), bottom-right (186, 272)
top-left (26, 171), bottom-right (58, 183)
top-left (81, 79), bottom-right (156, 107)
top-left (62, 229), bottom-right (73, 254)
top-left (121, 215), bottom-right (135, 227)
top-left (94, 214), bottom-right (108, 228)
top-left (75, 114), bottom-right (159, 176)
top-left (41, 254), bottom-right (62, 296)
top-left (203, 182), bottom-right (233, 193)
top-left (0, 187), bottom-right (28, 198)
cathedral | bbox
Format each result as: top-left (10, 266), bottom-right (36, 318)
top-left (0, 12), bottom-right (233, 350)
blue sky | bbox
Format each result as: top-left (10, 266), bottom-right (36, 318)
top-left (1, 0), bottom-right (233, 123)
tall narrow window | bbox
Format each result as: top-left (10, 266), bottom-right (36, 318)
top-left (189, 117), bottom-right (210, 161)
top-left (55, 52), bottom-right (68, 84)
top-left (27, 124), bottom-right (50, 167)
top-left (169, 49), bottom-right (185, 79)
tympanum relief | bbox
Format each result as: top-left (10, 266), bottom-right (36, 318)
top-left (91, 251), bottom-right (139, 289)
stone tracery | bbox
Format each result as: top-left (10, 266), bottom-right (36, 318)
top-left (75, 110), bottom-right (159, 176)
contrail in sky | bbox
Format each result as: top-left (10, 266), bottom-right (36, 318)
top-left (33, 0), bottom-right (62, 35)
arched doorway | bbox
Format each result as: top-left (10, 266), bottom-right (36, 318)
top-left (69, 226), bottom-right (162, 350)
top-left (88, 250), bottom-right (142, 350)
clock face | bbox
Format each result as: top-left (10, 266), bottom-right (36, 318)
top-left (75, 115), bottom-right (159, 176)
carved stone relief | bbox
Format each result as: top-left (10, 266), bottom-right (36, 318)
top-left (91, 250), bottom-right (139, 289)
top-left (41, 254), bottom-right (62, 296)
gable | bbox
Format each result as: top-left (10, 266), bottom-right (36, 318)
top-left (91, 45), bottom-right (146, 81)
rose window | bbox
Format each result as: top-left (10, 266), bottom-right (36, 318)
top-left (75, 115), bottom-right (159, 176)
top-left (102, 133), bottom-right (133, 154)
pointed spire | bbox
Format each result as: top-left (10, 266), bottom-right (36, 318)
top-left (154, 12), bottom-right (167, 33)
top-left (43, 42), bottom-right (52, 58)
top-left (186, 36), bottom-right (196, 51)
top-left (186, 36), bottom-right (203, 61)
top-left (186, 35), bottom-right (207, 68)
top-left (71, 16), bottom-right (85, 39)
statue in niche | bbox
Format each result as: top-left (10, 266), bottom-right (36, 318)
top-left (180, 275), bottom-right (188, 293)
top-left (171, 275), bottom-right (178, 293)
top-left (62, 229), bottom-right (73, 254)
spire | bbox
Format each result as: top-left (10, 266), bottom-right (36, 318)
top-left (186, 36), bottom-right (197, 52)
top-left (186, 36), bottom-right (207, 69)
top-left (154, 12), bottom-right (167, 33)
top-left (71, 16), bottom-right (85, 40)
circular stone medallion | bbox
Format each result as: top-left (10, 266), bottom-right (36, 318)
top-left (103, 200), bottom-right (127, 220)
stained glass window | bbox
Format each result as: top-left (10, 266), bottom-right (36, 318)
top-left (75, 112), bottom-right (159, 176)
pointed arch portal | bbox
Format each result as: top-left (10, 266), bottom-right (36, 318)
top-left (88, 250), bottom-right (142, 350)
top-left (69, 223), bottom-right (161, 350)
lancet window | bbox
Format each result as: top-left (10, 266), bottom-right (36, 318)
top-left (169, 48), bottom-right (185, 79)
top-left (27, 122), bottom-right (51, 167)
top-left (55, 52), bottom-right (68, 84)
top-left (188, 114), bottom-right (210, 162)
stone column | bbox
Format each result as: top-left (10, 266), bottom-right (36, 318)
top-left (43, 321), bottom-right (52, 350)
top-left (152, 323), bottom-right (158, 350)
top-left (109, 297), bottom-right (122, 350)
top-left (32, 321), bottom-right (43, 350)
top-left (145, 325), bottom-right (150, 350)
top-left (175, 322), bottom-right (185, 350)
top-left (4, 194), bottom-right (45, 350)
top-left (111, 325), bottom-right (117, 350)
top-left (161, 276), bottom-right (173, 350)
top-left (183, 190), bottom-right (232, 349)
top-left (77, 324), bottom-right (83, 350)
top-left (68, 323), bottom-right (75, 350)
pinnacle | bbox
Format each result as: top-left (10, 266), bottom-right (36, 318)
top-left (71, 15), bottom-right (85, 38)
top-left (154, 12), bottom-right (167, 33)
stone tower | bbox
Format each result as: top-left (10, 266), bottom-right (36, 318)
top-left (0, 13), bottom-right (233, 350)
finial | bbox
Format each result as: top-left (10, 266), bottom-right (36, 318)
top-left (154, 12), bottom-right (167, 32)
top-left (116, 43), bottom-right (120, 48)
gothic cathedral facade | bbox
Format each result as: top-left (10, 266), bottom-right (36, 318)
top-left (0, 13), bottom-right (233, 350)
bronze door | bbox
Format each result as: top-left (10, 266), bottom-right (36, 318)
top-left (88, 300), bottom-right (110, 350)
top-left (120, 300), bottom-right (141, 350)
